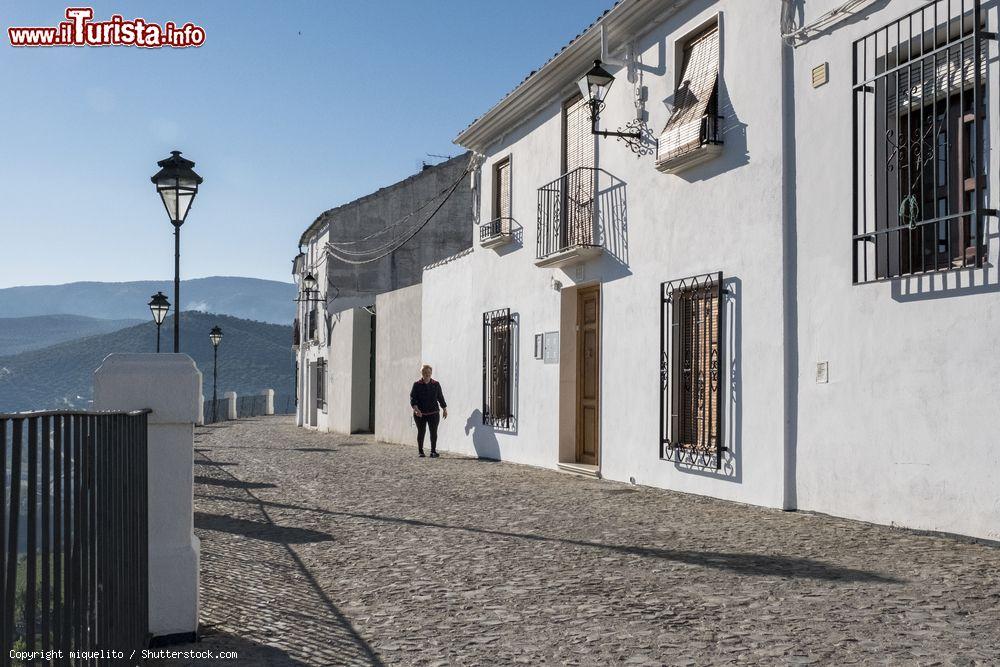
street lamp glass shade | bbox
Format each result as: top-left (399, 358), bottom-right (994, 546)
top-left (302, 273), bottom-right (317, 292)
top-left (148, 291), bottom-right (171, 325)
top-left (582, 59), bottom-right (615, 104)
top-left (209, 326), bottom-right (223, 347)
top-left (151, 151), bottom-right (203, 225)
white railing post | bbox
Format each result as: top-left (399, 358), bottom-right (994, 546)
top-left (225, 391), bottom-right (238, 420)
top-left (263, 388), bottom-right (275, 415)
top-left (93, 353), bottom-right (201, 643)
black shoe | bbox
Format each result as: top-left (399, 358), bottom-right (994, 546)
top-left (430, 451), bottom-right (440, 458)
top-left (418, 450), bottom-right (426, 458)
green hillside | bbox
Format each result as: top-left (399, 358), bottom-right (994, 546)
top-left (0, 311), bottom-right (294, 413)
top-left (0, 314), bottom-right (142, 356)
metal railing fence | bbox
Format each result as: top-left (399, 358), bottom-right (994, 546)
top-left (1, 410), bottom-right (150, 666)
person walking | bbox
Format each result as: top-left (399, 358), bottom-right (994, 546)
top-left (410, 364), bottom-right (447, 457)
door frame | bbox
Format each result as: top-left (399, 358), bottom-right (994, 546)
top-left (575, 285), bottom-right (601, 466)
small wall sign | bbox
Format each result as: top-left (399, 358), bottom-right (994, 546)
top-left (534, 334), bottom-right (544, 359)
top-left (543, 332), bottom-right (559, 364)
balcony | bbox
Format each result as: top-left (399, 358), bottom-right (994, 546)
top-left (654, 113), bottom-right (724, 175)
top-left (480, 217), bottom-right (521, 249)
top-left (535, 167), bottom-right (627, 268)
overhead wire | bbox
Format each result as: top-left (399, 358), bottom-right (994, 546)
top-left (324, 163), bottom-right (471, 265)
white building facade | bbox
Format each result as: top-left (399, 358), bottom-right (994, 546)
top-left (418, 0), bottom-right (1000, 541)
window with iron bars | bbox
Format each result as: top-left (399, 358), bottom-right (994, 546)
top-left (853, 0), bottom-right (993, 283)
top-left (482, 308), bottom-right (515, 429)
top-left (308, 306), bottom-right (318, 341)
top-left (660, 272), bottom-right (724, 469)
top-left (482, 156), bottom-right (513, 244)
top-left (316, 358), bottom-right (326, 411)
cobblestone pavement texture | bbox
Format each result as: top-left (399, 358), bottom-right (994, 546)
top-left (150, 417), bottom-right (1000, 666)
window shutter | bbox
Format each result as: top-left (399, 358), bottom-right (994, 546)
top-left (565, 95), bottom-right (595, 173)
top-left (889, 40), bottom-right (987, 114)
top-left (657, 25), bottom-right (720, 165)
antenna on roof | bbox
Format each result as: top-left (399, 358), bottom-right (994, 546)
top-left (421, 153), bottom-right (454, 171)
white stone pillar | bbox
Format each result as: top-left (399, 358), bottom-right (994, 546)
top-left (92, 353), bottom-right (201, 643)
top-left (263, 389), bottom-right (275, 415)
top-left (197, 393), bottom-right (205, 426)
top-left (225, 391), bottom-right (238, 420)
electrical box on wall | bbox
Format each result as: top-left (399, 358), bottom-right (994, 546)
top-left (543, 332), bottom-right (560, 364)
top-left (815, 361), bottom-right (829, 384)
top-left (811, 62), bottom-right (829, 88)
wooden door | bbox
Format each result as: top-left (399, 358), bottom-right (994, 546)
top-left (576, 286), bottom-right (600, 465)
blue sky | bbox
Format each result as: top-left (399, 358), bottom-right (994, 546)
top-left (0, 1), bottom-right (614, 289)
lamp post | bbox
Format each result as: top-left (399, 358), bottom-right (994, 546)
top-left (148, 291), bottom-right (171, 353)
top-left (151, 151), bottom-right (203, 353)
top-left (578, 59), bottom-right (644, 153)
top-left (210, 326), bottom-right (223, 421)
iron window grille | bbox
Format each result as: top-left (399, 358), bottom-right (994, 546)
top-left (316, 358), bottom-right (326, 411)
top-left (852, 0), bottom-right (995, 283)
top-left (660, 272), bottom-right (725, 469)
top-left (482, 308), bottom-right (515, 429)
top-left (292, 317), bottom-right (300, 347)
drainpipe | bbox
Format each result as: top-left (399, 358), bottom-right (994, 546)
top-left (780, 0), bottom-right (799, 511)
top-left (600, 25), bottom-right (627, 67)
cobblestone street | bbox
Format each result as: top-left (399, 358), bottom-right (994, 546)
top-left (153, 417), bottom-right (1000, 666)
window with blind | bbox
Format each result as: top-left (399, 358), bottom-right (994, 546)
top-left (852, 0), bottom-right (990, 282)
top-left (485, 156), bottom-right (512, 240)
top-left (660, 272), bottom-right (724, 469)
top-left (308, 306), bottom-right (317, 341)
top-left (316, 358), bottom-right (326, 411)
top-left (562, 93), bottom-right (596, 247)
top-left (655, 20), bottom-right (723, 174)
top-left (482, 308), bottom-right (515, 429)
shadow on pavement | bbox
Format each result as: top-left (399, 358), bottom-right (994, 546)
top-left (195, 511), bottom-right (334, 544)
top-left (194, 475), bottom-right (276, 490)
top-left (193, 492), bottom-right (900, 584)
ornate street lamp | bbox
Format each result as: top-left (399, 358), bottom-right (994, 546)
top-left (210, 326), bottom-right (223, 422)
top-left (151, 150), bottom-right (203, 353)
top-left (578, 59), bottom-right (644, 153)
top-left (148, 291), bottom-right (170, 353)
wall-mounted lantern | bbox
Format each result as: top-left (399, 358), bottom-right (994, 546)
top-left (579, 59), bottom-right (645, 154)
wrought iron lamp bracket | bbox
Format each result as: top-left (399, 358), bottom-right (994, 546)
top-left (588, 100), bottom-right (650, 156)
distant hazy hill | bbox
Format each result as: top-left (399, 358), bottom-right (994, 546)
top-left (0, 314), bottom-right (143, 356)
top-left (0, 311), bottom-right (294, 413)
top-left (0, 277), bottom-right (296, 324)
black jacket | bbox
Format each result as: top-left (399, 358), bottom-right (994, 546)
top-left (410, 379), bottom-right (446, 415)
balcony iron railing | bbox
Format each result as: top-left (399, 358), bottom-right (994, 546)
top-left (536, 167), bottom-right (627, 263)
top-left (480, 217), bottom-right (516, 245)
top-left (1, 410), bottom-right (150, 664)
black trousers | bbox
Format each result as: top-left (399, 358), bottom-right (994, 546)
top-left (414, 412), bottom-right (440, 452)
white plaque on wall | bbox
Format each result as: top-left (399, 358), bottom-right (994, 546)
top-left (543, 332), bottom-right (559, 364)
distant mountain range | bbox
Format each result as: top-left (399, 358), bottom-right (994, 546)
top-left (0, 277), bottom-right (296, 324)
top-left (0, 311), bottom-right (294, 413)
top-left (0, 314), bottom-right (143, 356)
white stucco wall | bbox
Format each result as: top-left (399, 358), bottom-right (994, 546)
top-left (375, 284), bottom-right (423, 446)
top-left (423, 0), bottom-right (789, 507)
top-left (790, 0), bottom-right (1000, 540)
